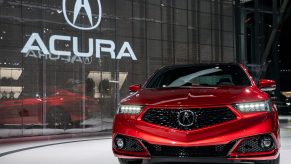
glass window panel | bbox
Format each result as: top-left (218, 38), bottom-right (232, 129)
top-left (162, 23), bottom-right (173, 41)
top-left (148, 0), bottom-right (161, 6)
top-left (147, 39), bottom-right (162, 59)
top-left (147, 4), bottom-right (161, 22)
top-left (223, 47), bottom-right (235, 62)
top-left (223, 16), bottom-right (234, 32)
top-left (162, 41), bottom-right (174, 65)
top-left (175, 42), bottom-right (188, 64)
top-left (223, 3), bottom-right (233, 16)
top-left (200, 44), bottom-right (212, 62)
top-left (174, 0), bottom-right (188, 9)
top-left (200, 0), bottom-right (211, 13)
top-left (175, 26), bottom-right (188, 43)
top-left (133, 20), bottom-right (146, 38)
top-left (199, 29), bottom-right (212, 45)
top-left (147, 22), bottom-right (161, 40)
top-left (223, 32), bottom-right (234, 47)
top-left (116, 20), bottom-right (133, 37)
top-left (174, 9), bottom-right (187, 26)
top-left (199, 13), bottom-right (211, 29)
top-left (162, 6), bottom-right (173, 24)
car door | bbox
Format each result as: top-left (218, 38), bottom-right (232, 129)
top-left (19, 92), bottom-right (43, 125)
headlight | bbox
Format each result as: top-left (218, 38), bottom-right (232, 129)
top-left (234, 101), bottom-right (271, 112)
top-left (118, 105), bottom-right (143, 114)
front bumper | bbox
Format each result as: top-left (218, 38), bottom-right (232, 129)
top-left (150, 156), bottom-right (279, 163)
top-left (112, 134), bottom-right (279, 162)
top-left (112, 105), bottom-right (280, 161)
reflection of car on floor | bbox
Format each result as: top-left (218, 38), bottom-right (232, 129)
top-left (0, 88), bottom-right (99, 128)
top-left (113, 63), bottom-right (280, 164)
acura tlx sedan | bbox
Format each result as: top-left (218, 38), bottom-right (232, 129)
top-left (112, 63), bottom-right (280, 164)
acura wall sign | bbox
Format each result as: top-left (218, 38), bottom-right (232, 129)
top-left (21, 0), bottom-right (137, 64)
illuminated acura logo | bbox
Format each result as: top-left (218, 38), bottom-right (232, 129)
top-left (63, 0), bottom-right (102, 30)
top-left (178, 110), bottom-right (195, 127)
top-left (21, 0), bottom-right (137, 61)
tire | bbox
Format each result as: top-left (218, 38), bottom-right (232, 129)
top-left (46, 107), bottom-right (71, 129)
top-left (255, 155), bottom-right (280, 164)
top-left (118, 158), bottom-right (143, 164)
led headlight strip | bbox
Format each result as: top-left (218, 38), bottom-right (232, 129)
top-left (234, 101), bottom-right (271, 112)
top-left (118, 105), bottom-right (143, 114)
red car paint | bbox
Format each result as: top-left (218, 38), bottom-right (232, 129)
top-left (112, 64), bottom-right (280, 163)
top-left (0, 88), bottom-right (98, 125)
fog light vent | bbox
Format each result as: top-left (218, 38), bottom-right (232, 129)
top-left (115, 137), bottom-right (125, 149)
top-left (113, 135), bottom-right (144, 152)
top-left (237, 135), bottom-right (275, 153)
top-left (260, 136), bottom-right (273, 149)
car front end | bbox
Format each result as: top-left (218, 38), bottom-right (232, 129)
top-left (112, 64), bottom-right (280, 164)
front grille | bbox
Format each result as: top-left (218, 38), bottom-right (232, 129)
top-left (143, 141), bottom-right (236, 157)
top-left (142, 107), bottom-right (236, 130)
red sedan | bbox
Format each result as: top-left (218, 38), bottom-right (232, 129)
top-left (112, 63), bottom-right (280, 164)
top-left (0, 88), bottom-right (98, 128)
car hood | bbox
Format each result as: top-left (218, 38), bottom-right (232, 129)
top-left (121, 86), bottom-right (269, 107)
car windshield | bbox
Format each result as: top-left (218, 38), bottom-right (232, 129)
top-left (146, 65), bottom-right (252, 88)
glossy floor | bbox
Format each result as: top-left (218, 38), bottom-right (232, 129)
top-left (0, 123), bottom-right (291, 164)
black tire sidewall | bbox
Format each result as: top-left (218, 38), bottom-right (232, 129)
top-left (46, 107), bottom-right (71, 129)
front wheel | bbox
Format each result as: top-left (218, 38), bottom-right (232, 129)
top-left (46, 107), bottom-right (71, 129)
top-left (255, 155), bottom-right (280, 164)
top-left (118, 158), bottom-right (143, 164)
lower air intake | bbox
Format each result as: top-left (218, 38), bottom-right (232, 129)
top-left (143, 141), bottom-right (236, 157)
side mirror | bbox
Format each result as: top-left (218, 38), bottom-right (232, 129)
top-left (259, 79), bottom-right (276, 92)
top-left (129, 84), bottom-right (141, 93)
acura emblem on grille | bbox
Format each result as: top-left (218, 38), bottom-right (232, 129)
top-left (178, 110), bottom-right (195, 127)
